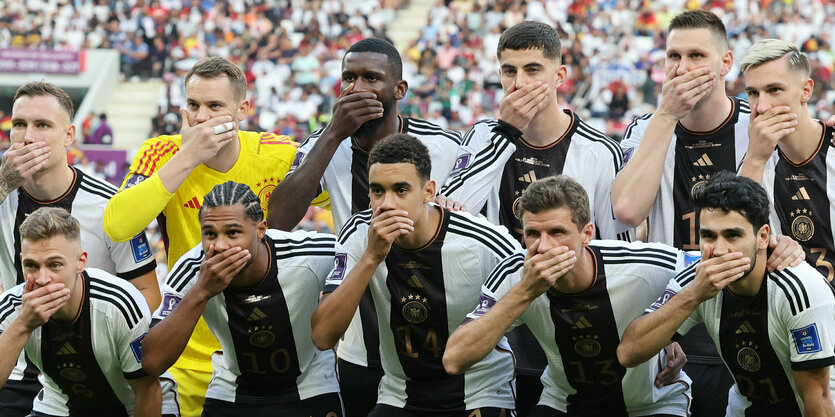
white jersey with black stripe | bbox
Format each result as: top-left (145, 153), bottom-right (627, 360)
top-left (290, 116), bottom-right (462, 232)
top-left (468, 240), bottom-right (695, 415)
top-left (324, 207), bottom-right (519, 412)
top-left (648, 262), bottom-right (835, 416)
top-left (439, 112), bottom-right (633, 241)
top-left (0, 268), bottom-right (177, 416)
top-left (154, 229), bottom-right (339, 405)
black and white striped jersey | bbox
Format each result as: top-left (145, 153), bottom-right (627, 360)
top-left (468, 240), bottom-right (696, 416)
top-left (324, 207), bottom-right (519, 412)
top-left (290, 116), bottom-right (462, 370)
top-left (648, 261), bottom-right (835, 417)
top-left (439, 111), bottom-right (633, 242)
top-left (0, 166), bottom-right (156, 290)
top-left (762, 123), bottom-right (835, 283)
top-left (291, 115), bottom-right (463, 232)
top-left (620, 97), bottom-right (751, 249)
top-left (154, 229), bottom-right (339, 406)
top-left (0, 268), bottom-right (175, 416)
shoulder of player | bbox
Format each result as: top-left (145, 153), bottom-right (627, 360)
top-left (446, 210), bottom-right (519, 257)
top-left (570, 116), bottom-right (623, 164)
top-left (769, 264), bottom-right (833, 315)
top-left (164, 245), bottom-right (206, 293)
top-left (461, 119), bottom-right (499, 146)
top-left (591, 240), bottom-right (680, 270)
top-left (75, 168), bottom-right (119, 202)
top-left (483, 251), bottom-right (526, 294)
top-left (337, 209), bottom-right (373, 245)
top-left (87, 268), bottom-right (148, 328)
top-left (622, 113), bottom-right (653, 143)
top-left (404, 117), bottom-right (463, 146)
top-left (265, 229), bottom-right (336, 260)
top-left (0, 284), bottom-right (25, 324)
top-left (131, 134), bottom-right (182, 176)
top-left (735, 97), bottom-right (751, 115)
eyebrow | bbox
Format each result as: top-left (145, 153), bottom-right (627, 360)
top-left (11, 117), bottom-right (53, 125)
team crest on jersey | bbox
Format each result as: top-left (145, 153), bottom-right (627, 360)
top-left (690, 174), bottom-right (710, 197)
top-left (471, 294), bottom-right (497, 318)
top-left (160, 294), bottom-right (182, 317)
top-left (736, 342), bottom-right (761, 372)
top-left (792, 323), bottom-right (822, 354)
top-left (512, 196), bottom-right (523, 220)
top-left (789, 209), bottom-right (815, 242)
top-left (400, 294), bottom-right (429, 324)
top-left (130, 333), bottom-right (147, 363)
top-left (573, 334), bottom-right (602, 358)
top-left (248, 325), bottom-right (276, 347)
top-left (254, 177), bottom-right (279, 212)
top-left (58, 362), bottom-right (86, 382)
top-left (449, 153), bottom-right (472, 177)
top-left (648, 289), bottom-right (677, 312)
top-left (328, 253), bottom-right (348, 282)
top-left (130, 233), bottom-right (153, 263)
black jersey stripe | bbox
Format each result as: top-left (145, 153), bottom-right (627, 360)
top-left (0, 294), bottom-right (22, 323)
top-left (338, 210), bottom-right (373, 245)
top-left (780, 269), bottom-right (810, 310)
top-left (167, 251), bottom-right (204, 292)
top-left (90, 292), bottom-right (137, 328)
top-left (446, 226), bottom-right (517, 262)
top-left (440, 132), bottom-right (514, 196)
top-left (90, 277), bottom-right (143, 325)
top-left (448, 213), bottom-right (517, 254)
top-left (462, 120), bottom-right (497, 146)
top-left (575, 121), bottom-right (623, 171)
top-left (77, 182), bottom-right (114, 201)
top-left (274, 250), bottom-right (335, 260)
top-left (485, 253), bottom-right (525, 293)
top-left (770, 275), bottom-right (800, 316)
top-left (623, 114), bottom-right (652, 142)
top-left (674, 262), bottom-right (699, 287)
top-left (406, 119), bottom-right (462, 145)
top-left (604, 258), bottom-right (680, 270)
top-left (596, 245), bottom-right (679, 263)
top-left (738, 99), bottom-right (751, 113)
top-left (79, 175), bottom-right (119, 196)
top-left (597, 250), bottom-right (677, 266)
top-left (270, 235), bottom-right (336, 248)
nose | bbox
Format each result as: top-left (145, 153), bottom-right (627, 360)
top-left (213, 236), bottom-right (232, 253)
top-left (754, 95), bottom-right (773, 116)
top-left (676, 59), bottom-right (690, 76)
top-left (537, 233), bottom-right (557, 253)
top-left (353, 78), bottom-right (370, 93)
top-left (710, 240), bottom-right (731, 257)
top-left (194, 105), bottom-right (211, 123)
top-left (379, 191), bottom-right (397, 211)
top-left (34, 269), bottom-right (51, 286)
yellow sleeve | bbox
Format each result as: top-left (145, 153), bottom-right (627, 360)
top-left (104, 136), bottom-right (179, 242)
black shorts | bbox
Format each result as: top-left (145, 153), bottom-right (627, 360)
top-left (202, 392), bottom-right (343, 417)
top-left (0, 379), bottom-right (41, 417)
top-left (369, 404), bottom-right (511, 417)
top-left (528, 405), bottom-right (682, 417)
top-left (338, 358), bottom-right (383, 417)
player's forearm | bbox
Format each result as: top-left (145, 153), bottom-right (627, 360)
top-left (0, 181), bottom-right (12, 206)
top-left (311, 254), bottom-right (378, 350)
top-left (156, 151), bottom-right (199, 194)
top-left (132, 272), bottom-right (161, 311)
top-left (795, 367), bottom-right (835, 417)
top-left (0, 320), bottom-right (31, 388)
top-left (267, 132), bottom-right (341, 230)
top-left (737, 159), bottom-right (767, 185)
top-left (444, 288), bottom-right (531, 375)
top-left (142, 291), bottom-right (209, 376)
top-left (611, 113), bottom-right (678, 226)
top-left (104, 173), bottom-right (172, 242)
top-left (618, 289), bottom-right (700, 367)
top-left (129, 376), bottom-right (162, 417)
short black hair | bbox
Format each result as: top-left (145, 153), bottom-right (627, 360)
top-left (669, 10), bottom-right (729, 49)
top-left (199, 181), bottom-right (264, 222)
top-left (345, 38), bottom-right (403, 79)
top-left (368, 134), bottom-right (431, 182)
top-left (497, 21), bottom-right (561, 62)
top-left (692, 171), bottom-right (770, 232)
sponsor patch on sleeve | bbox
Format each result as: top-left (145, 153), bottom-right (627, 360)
top-left (470, 293), bottom-right (497, 318)
top-left (792, 324), bottom-right (822, 354)
top-left (647, 289), bottom-right (678, 312)
top-left (622, 148), bottom-right (635, 167)
top-left (130, 333), bottom-right (146, 362)
top-left (125, 174), bottom-right (148, 189)
top-left (159, 294), bottom-right (181, 317)
top-left (129, 233), bottom-right (153, 263)
top-left (449, 153), bottom-right (472, 177)
top-left (327, 253), bottom-right (347, 282)
top-left (290, 152), bottom-right (305, 170)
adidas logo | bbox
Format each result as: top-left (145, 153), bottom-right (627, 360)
top-left (791, 187), bottom-right (811, 200)
top-left (247, 308), bottom-right (267, 321)
top-left (406, 275), bottom-right (423, 288)
top-left (183, 197), bottom-right (201, 209)
top-left (56, 343), bottom-right (77, 355)
top-left (518, 170), bottom-right (538, 183)
top-left (571, 316), bottom-right (593, 329)
top-left (693, 154), bottom-right (714, 167)
top-left (735, 320), bottom-right (756, 334)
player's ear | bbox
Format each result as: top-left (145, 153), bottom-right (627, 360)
top-left (256, 219), bottom-right (267, 241)
top-left (757, 224), bottom-right (770, 250)
top-left (720, 49), bottom-right (734, 77)
top-left (800, 78), bottom-right (814, 104)
top-left (423, 179), bottom-right (436, 203)
top-left (554, 64), bottom-right (567, 87)
top-left (581, 222), bottom-right (594, 245)
top-left (65, 124), bottom-right (76, 147)
top-left (394, 80), bottom-right (408, 101)
top-left (77, 249), bottom-right (88, 273)
top-left (238, 99), bottom-right (250, 123)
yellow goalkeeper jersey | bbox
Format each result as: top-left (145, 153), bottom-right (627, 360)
top-left (104, 130), bottom-right (305, 371)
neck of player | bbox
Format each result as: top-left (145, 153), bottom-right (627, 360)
top-left (680, 93), bottom-right (733, 133)
top-left (777, 109), bottom-right (823, 164)
top-left (229, 239), bottom-right (271, 288)
top-left (23, 163), bottom-right (74, 201)
top-left (395, 204), bottom-right (441, 250)
top-left (727, 250), bottom-right (768, 297)
top-left (522, 95), bottom-right (572, 147)
top-left (553, 246), bottom-right (596, 294)
top-left (52, 273), bottom-right (85, 323)
top-left (354, 112), bottom-right (401, 151)
top-left (204, 137), bottom-right (241, 173)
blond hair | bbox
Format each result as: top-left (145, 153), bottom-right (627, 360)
top-left (184, 56), bottom-right (248, 102)
top-left (19, 207), bottom-right (81, 244)
top-left (740, 39), bottom-right (810, 77)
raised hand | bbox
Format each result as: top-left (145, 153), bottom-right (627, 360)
top-left (656, 64), bottom-right (716, 121)
top-left (366, 206), bottom-right (414, 264)
top-left (498, 80), bottom-right (550, 131)
top-left (746, 105), bottom-right (797, 163)
top-left (0, 141), bottom-right (52, 193)
top-left (194, 244), bottom-right (251, 298)
top-left (18, 274), bottom-right (70, 331)
top-left (178, 110), bottom-right (238, 168)
top-left (519, 239), bottom-right (576, 299)
top-left (691, 244), bottom-right (750, 301)
top-left (324, 83), bottom-right (384, 141)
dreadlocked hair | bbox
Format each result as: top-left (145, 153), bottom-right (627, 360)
top-left (199, 181), bottom-right (264, 222)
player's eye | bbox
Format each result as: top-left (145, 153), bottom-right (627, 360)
top-left (12, 121), bottom-right (24, 128)
top-left (210, 103), bottom-right (222, 109)
top-left (49, 262), bottom-right (63, 269)
top-left (38, 123), bottom-right (49, 128)
top-left (343, 75), bottom-right (356, 82)
top-left (502, 69), bottom-right (516, 76)
top-left (188, 103), bottom-right (198, 110)
top-left (668, 53), bottom-right (680, 59)
top-left (228, 230), bottom-right (240, 237)
top-left (397, 187), bottom-right (408, 194)
top-left (366, 75), bottom-right (378, 82)
top-left (691, 53), bottom-right (703, 59)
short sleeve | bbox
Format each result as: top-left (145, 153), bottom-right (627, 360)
top-left (620, 114), bottom-right (650, 154)
top-left (107, 231), bottom-right (157, 280)
top-left (151, 244), bottom-right (204, 326)
top-left (783, 271), bottom-right (835, 370)
top-left (116, 289), bottom-right (152, 380)
top-left (288, 132), bottom-right (330, 208)
top-left (591, 143), bottom-right (633, 241)
top-left (644, 269), bottom-right (702, 339)
top-left (323, 244), bottom-right (359, 294)
top-left (466, 252), bottom-right (525, 330)
top-left (0, 285), bottom-right (24, 334)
